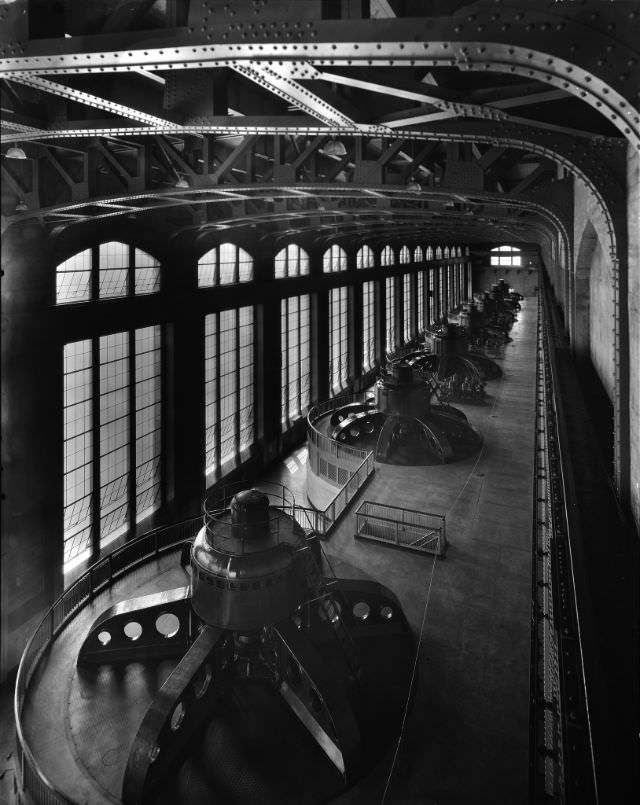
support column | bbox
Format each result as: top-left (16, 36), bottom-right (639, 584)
top-left (1, 223), bottom-right (63, 679)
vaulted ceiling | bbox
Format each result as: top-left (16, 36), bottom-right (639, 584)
top-left (1, 0), bottom-right (637, 248)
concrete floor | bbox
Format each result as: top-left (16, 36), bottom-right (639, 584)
top-left (9, 300), bottom-right (537, 805)
top-left (268, 300), bottom-right (538, 804)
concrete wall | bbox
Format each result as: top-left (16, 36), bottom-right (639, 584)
top-left (573, 179), bottom-right (616, 402)
top-left (627, 147), bottom-right (640, 532)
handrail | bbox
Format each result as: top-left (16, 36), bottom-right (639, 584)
top-left (14, 515), bottom-right (202, 805)
top-left (14, 501), bottom-right (330, 805)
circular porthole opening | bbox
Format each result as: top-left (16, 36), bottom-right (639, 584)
top-left (194, 664), bottom-right (212, 699)
top-left (97, 631), bottom-right (111, 646)
top-left (123, 621), bottom-right (143, 641)
top-left (353, 601), bottom-right (371, 621)
top-left (155, 612), bottom-right (180, 639)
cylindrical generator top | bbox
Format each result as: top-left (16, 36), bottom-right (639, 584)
top-left (191, 488), bottom-right (309, 631)
top-left (230, 489), bottom-right (271, 541)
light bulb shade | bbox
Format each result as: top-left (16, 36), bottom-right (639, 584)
top-left (406, 179), bottom-right (421, 193)
top-left (324, 138), bottom-right (347, 158)
top-left (6, 145), bottom-right (27, 160)
top-left (174, 177), bottom-right (189, 189)
top-left (15, 199), bottom-right (28, 211)
top-left (335, 170), bottom-right (348, 183)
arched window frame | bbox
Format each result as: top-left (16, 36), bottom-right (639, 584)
top-left (414, 246), bottom-right (424, 263)
top-left (490, 245), bottom-right (522, 267)
top-left (399, 245), bottom-right (411, 264)
top-left (381, 245), bottom-right (394, 267)
top-left (275, 243), bottom-right (310, 278)
top-left (356, 245), bottom-right (375, 269)
top-left (425, 245), bottom-right (434, 261)
top-left (56, 242), bottom-right (161, 305)
top-left (198, 242), bottom-right (254, 287)
top-left (322, 243), bottom-right (347, 273)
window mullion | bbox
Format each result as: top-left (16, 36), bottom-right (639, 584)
top-left (90, 336), bottom-right (100, 562)
top-left (128, 329), bottom-right (136, 539)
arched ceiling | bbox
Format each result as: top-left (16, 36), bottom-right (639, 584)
top-left (1, 0), bottom-right (637, 246)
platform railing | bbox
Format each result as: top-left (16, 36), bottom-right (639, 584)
top-left (354, 500), bottom-right (447, 556)
top-left (14, 501), bottom-right (332, 805)
top-left (306, 394), bottom-right (376, 527)
top-left (14, 515), bottom-right (204, 805)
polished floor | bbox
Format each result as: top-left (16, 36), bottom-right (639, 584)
top-left (271, 300), bottom-right (538, 805)
top-left (14, 299), bottom-right (537, 805)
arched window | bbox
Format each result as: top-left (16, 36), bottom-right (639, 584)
top-left (357, 245), bottom-right (375, 269)
top-left (414, 246), bottom-right (424, 263)
top-left (490, 245), bottom-right (522, 267)
top-left (435, 246), bottom-right (443, 260)
top-left (198, 243), bottom-right (253, 287)
top-left (56, 242), bottom-right (160, 304)
top-left (443, 246), bottom-right (450, 259)
top-left (456, 246), bottom-right (462, 257)
top-left (381, 245), bottom-right (394, 267)
top-left (425, 245), bottom-right (434, 261)
top-left (417, 271), bottom-right (425, 330)
top-left (465, 246), bottom-right (470, 257)
top-left (323, 244), bottom-right (347, 273)
top-left (399, 245), bottom-right (410, 264)
top-left (275, 243), bottom-right (309, 278)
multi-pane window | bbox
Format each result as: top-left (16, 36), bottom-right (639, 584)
top-left (490, 245), bottom-right (522, 266)
top-left (56, 243), bottom-right (160, 305)
top-left (281, 295), bottom-right (311, 426)
top-left (99, 332), bottom-right (130, 546)
top-left (329, 286), bottom-right (349, 394)
top-left (63, 327), bottom-right (163, 573)
top-left (443, 246), bottom-right (451, 259)
top-left (204, 307), bottom-right (254, 483)
top-left (448, 265), bottom-right (455, 310)
top-left (63, 340), bottom-right (93, 570)
top-left (429, 269), bottom-right (436, 323)
top-left (426, 246), bottom-right (434, 261)
top-left (414, 246), bottom-right (424, 263)
top-left (385, 276), bottom-right (396, 353)
top-left (134, 327), bottom-right (162, 523)
top-left (403, 273), bottom-right (413, 343)
top-left (357, 245), bottom-right (375, 269)
top-left (381, 245), bottom-right (393, 267)
top-left (362, 281), bottom-right (376, 372)
top-left (435, 246), bottom-right (443, 260)
top-left (323, 244), bottom-right (347, 273)
top-left (275, 244), bottom-right (310, 278)
top-left (399, 245), bottom-right (410, 264)
top-left (439, 266), bottom-right (446, 316)
top-left (198, 243), bottom-right (253, 287)
top-left (417, 271), bottom-right (425, 331)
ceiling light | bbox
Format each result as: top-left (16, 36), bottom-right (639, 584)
top-left (174, 176), bottom-right (189, 189)
top-left (324, 138), bottom-right (347, 158)
top-left (15, 199), bottom-right (27, 212)
top-left (406, 177), bottom-right (421, 193)
top-left (335, 170), bottom-right (348, 183)
top-left (6, 145), bottom-right (27, 160)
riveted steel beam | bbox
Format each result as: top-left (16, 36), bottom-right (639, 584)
top-left (0, 12), bottom-right (636, 144)
top-left (8, 74), bottom-right (181, 129)
top-left (231, 62), bottom-right (357, 128)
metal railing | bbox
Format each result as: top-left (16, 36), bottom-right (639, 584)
top-left (13, 494), bottom-right (336, 805)
top-left (354, 500), bottom-right (447, 556)
top-left (307, 394), bottom-right (376, 530)
top-left (14, 516), bottom-right (203, 805)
